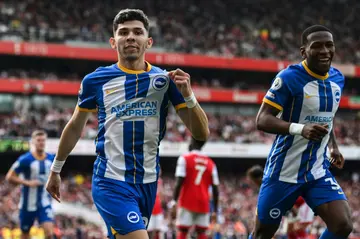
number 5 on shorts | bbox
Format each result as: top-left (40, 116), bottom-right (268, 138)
top-left (325, 177), bottom-right (340, 190)
top-left (194, 164), bottom-right (206, 185)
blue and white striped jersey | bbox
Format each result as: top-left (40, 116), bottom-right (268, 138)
top-left (78, 62), bottom-right (186, 184)
top-left (263, 61), bottom-right (344, 183)
top-left (11, 152), bottom-right (54, 211)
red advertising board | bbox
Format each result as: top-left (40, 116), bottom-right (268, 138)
top-left (1, 41), bottom-right (360, 77)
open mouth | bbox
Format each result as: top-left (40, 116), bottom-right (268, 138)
top-left (125, 46), bottom-right (138, 50)
top-left (319, 58), bottom-right (330, 64)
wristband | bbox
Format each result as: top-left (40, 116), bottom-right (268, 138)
top-left (169, 199), bottom-right (177, 208)
top-left (50, 159), bottom-right (66, 173)
top-left (184, 92), bottom-right (198, 108)
top-left (289, 123), bottom-right (305, 135)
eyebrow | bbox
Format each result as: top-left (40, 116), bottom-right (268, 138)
top-left (118, 27), bottom-right (144, 31)
top-left (309, 40), bottom-right (334, 45)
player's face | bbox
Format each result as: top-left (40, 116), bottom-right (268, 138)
top-left (32, 135), bottom-right (46, 153)
top-left (301, 31), bottom-right (335, 74)
top-left (110, 20), bottom-right (153, 61)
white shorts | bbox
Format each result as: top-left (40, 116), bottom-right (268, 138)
top-left (148, 214), bottom-right (164, 231)
top-left (176, 207), bottom-right (209, 229)
top-left (297, 203), bottom-right (314, 223)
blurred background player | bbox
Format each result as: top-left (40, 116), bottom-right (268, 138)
top-left (287, 197), bottom-right (315, 239)
top-left (246, 165), bottom-right (264, 189)
top-left (170, 138), bottom-right (219, 239)
top-left (45, 8), bottom-right (209, 239)
top-left (253, 25), bottom-right (352, 239)
top-left (5, 130), bottom-right (55, 239)
top-left (148, 170), bottom-right (165, 239)
top-left (208, 186), bottom-right (224, 239)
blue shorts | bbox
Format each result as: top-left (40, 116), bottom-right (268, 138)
top-left (92, 175), bottom-right (157, 237)
top-left (257, 170), bottom-right (347, 224)
top-left (19, 206), bottom-right (53, 232)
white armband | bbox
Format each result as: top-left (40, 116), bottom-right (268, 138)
top-left (50, 159), bottom-right (66, 173)
top-left (184, 92), bottom-right (198, 108)
top-left (289, 123), bottom-right (305, 135)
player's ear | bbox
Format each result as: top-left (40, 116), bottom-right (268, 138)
top-left (109, 37), bottom-right (117, 50)
top-left (300, 46), bottom-right (306, 59)
top-left (146, 37), bottom-right (153, 49)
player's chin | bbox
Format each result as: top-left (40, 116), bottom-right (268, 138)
top-left (316, 62), bottom-right (331, 73)
top-left (125, 54), bottom-right (140, 61)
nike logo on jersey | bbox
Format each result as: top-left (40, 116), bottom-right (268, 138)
top-left (105, 88), bottom-right (117, 95)
top-left (304, 93), bottom-right (316, 99)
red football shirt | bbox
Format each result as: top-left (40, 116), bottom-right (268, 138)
top-left (175, 150), bottom-right (219, 213)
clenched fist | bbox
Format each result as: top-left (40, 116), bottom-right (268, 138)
top-left (168, 69), bottom-right (192, 98)
top-left (301, 123), bottom-right (329, 141)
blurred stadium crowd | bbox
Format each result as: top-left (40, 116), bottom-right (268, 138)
top-left (1, 173), bottom-right (360, 239)
top-left (1, 0), bottom-right (360, 63)
top-left (1, 106), bottom-right (360, 145)
top-left (0, 176), bottom-right (102, 239)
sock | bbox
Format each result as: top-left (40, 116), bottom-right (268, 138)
top-left (319, 229), bottom-right (347, 239)
top-left (177, 231), bottom-right (187, 239)
top-left (197, 232), bottom-right (207, 239)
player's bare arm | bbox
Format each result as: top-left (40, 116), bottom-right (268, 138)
top-left (46, 107), bottom-right (91, 202)
top-left (170, 176), bottom-right (185, 219)
top-left (211, 184), bottom-right (219, 222)
top-left (256, 103), bottom-right (329, 141)
top-left (169, 69), bottom-right (210, 141)
top-left (158, 180), bottom-right (164, 202)
top-left (328, 122), bottom-right (345, 169)
top-left (6, 170), bottom-right (41, 187)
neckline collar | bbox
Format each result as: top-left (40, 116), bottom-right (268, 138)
top-left (117, 61), bottom-right (152, 74)
top-left (301, 60), bottom-right (329, 80)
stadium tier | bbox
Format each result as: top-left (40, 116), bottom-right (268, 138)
top-left (1, 0), bottom-right (360, 64)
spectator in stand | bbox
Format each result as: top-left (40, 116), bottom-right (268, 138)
top-left (1, 0), bottom-right (360, 64)
top-left (1, 103), bottom-right (360, 145)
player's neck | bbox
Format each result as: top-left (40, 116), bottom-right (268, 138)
top-left (31, 150), bottom-right (46, 160)
top-left (118, 57), bottom-right (148, 72)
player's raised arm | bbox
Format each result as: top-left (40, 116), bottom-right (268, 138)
top-left (257, 75), bottom-right (328, 141)
top-left (256, 103), bottom-right (292, 135)
top-left (168, 69), bottom-right (210, 141)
